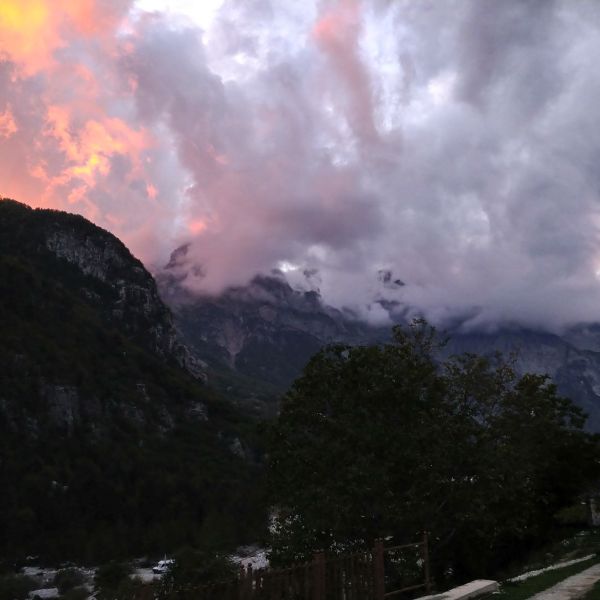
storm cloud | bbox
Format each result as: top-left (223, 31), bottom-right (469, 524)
top-left (2, 0), bottom-right (600, 330)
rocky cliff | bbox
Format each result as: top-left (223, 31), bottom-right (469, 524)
top-left (0, 198), bottom-right (217, 433)
top-left (39, 204), bottom-right (203, 378)
top-left (158, 257), bottom-right (383, 414)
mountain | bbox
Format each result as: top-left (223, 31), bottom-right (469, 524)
top-left (158, 257), bottom-right (384, 415)
top-left (158, 252), bottom-right (600, 431)
top-left (0, 199), bottom-right (266, 563)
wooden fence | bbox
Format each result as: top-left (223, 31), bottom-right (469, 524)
top-left (155, 533), bottom-right (431, 600)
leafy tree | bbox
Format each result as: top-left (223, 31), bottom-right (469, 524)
top-left (267, 320), bottom-right (599, 579)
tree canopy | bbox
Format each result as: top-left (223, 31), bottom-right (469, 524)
top-left (267, 320), bottom-right (599, 579)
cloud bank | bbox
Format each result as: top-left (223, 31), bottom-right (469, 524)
top-left (2, 0), bottom-right (600, 330)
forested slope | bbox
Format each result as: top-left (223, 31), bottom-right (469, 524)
top-left (0, 199), bottom-right (266, 563)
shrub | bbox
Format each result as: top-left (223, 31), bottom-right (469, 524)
top-left (54, 570), bottom-right (85, 594)
top-left (158, 548), bottom-right (237, 598)
top-left (94, 562), bottom-right (132, 599)
top-left (0, 574), bottom-right (38, 600)
top-left (60, 588), bottom-right (89, 600)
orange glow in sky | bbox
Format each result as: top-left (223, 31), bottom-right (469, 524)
top-left (0, 0), bottom-right (125, 74)
top-left (0, 0), bottom-right (161, 248)
top-left (0, 0), bottom-right (55, 73)
top-left (0, 107), bottom-right (17, 138)
top-left (188, 219), bottom-right (207, 235)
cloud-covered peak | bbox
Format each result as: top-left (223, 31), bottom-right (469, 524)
top-left (2, 0), bottom-right (600, 331)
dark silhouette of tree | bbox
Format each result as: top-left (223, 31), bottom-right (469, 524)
top-left (268, 319), bottom-right (599, 579)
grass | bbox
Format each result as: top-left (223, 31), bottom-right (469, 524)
top-left (582, 578), bottom-right (600, 600)
top-left (497, 528), bottom-right (600, 581)
top-left (495, 556), bottom-right (599, 600)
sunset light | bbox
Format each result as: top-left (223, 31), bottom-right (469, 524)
top-left (1, 0), bottom-right (600, 326)
top-left (4, 0), bottom-right (600, 586)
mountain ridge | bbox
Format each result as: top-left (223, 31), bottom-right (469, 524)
top-left (158, 253), bottom-right (600, 430)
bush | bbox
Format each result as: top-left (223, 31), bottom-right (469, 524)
top-left (94, 562), bottom-right (132, 599)
top-left (60, 588), bottom-right (88, 600)
top-left (54, 570), bottom-right (85, 594)
top-left (554, 503), bottom-right (590, 526)
top-left (158, 548), bottom-right (237, 597)
top-left (0, 574), bottom-right (38, 600)
top-left (104, 578), bottom-right (145, 600)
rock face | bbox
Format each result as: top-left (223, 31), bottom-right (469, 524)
top-left (0, 198), bottom-right (209, 435)
top-left (158, 265), bottom-right (382, 413)
top-left (42, 383), bottom-right (82, 434)
top-left (44, 216), bottom-right (201, 374)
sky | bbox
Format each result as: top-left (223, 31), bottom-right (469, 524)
top-left (1, 0), bottom-right (600, 330)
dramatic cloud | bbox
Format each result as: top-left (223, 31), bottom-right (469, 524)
top-left (3, 0), bottom-right (600, 330)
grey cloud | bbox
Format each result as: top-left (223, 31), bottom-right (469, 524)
top-left (456, 0), bottom-right (562, 113)
top-left (279, 195), bottom-right (382, 249)
top-left (119, 0), bottom-right (600, 330)
top-left (4, 0), bottom-right (600, 332)
top-left (120, 12), bottom-right (384, 293)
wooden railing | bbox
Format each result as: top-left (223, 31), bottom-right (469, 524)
top-left (375, 532), bottom-right (432, 598)
top-left (154, 533), bottom-right (431, 600)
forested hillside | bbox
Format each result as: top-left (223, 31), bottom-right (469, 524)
top-left (0, 199), bottom-right (266, 563)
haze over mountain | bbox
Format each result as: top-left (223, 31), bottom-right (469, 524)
top-left (155, 245), bottom-right (600, 431)
top-left (2, 1), bottom-right (600, 334)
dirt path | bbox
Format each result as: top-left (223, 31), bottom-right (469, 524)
top-left (529, 563), bottom-right (600, 600)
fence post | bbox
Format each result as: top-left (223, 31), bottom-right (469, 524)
top-left (422, 531), bottom-right (432, 594)
top-left (373, 538), bottom-right (385, 600)
top-left (313, 550), bottom-right (326, 600)
top-left (239, 563), bottom-right (252, 600)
